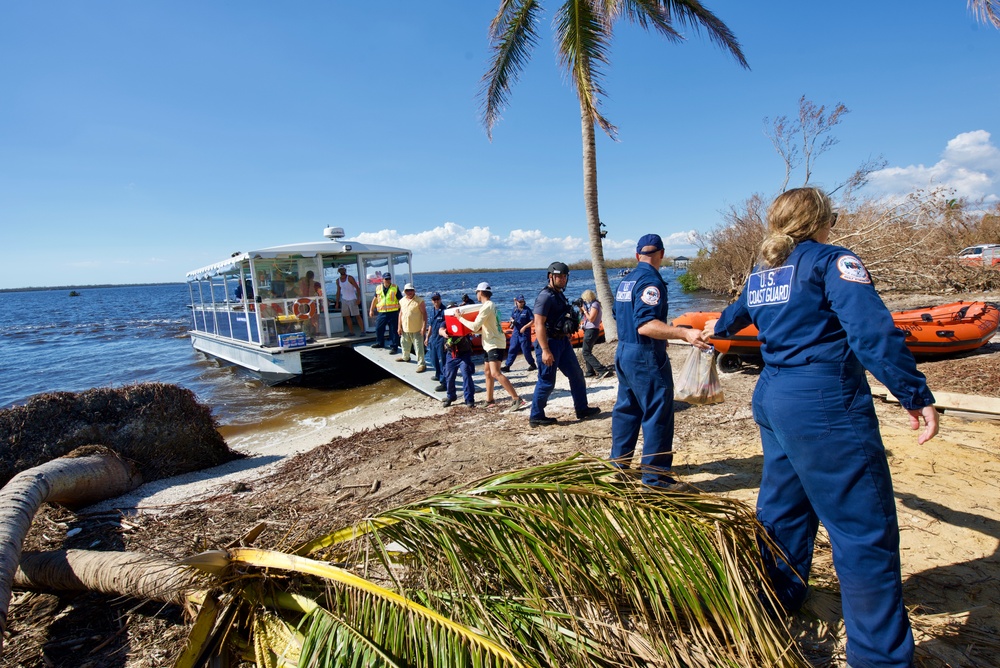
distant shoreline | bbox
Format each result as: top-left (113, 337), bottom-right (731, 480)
top-left (0, 282), bottom-right (186, 294)
top-left (1, 260), bottom-right (660, 292)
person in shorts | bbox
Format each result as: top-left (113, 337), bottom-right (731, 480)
top-left (458, 282), bottom-right (528, 413)
top-left (335, 266), bottom-right (364, 336)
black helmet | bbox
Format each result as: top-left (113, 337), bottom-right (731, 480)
top-left (547, 261), bottom-right (569, 275)
top-left (446, 302), bottom-right (459, 309)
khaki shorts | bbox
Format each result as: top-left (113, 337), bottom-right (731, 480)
top-left (341, 299), bottom-right (361, 317)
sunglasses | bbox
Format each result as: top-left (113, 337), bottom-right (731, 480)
top-left (830, 212), bottom-right (839, 229)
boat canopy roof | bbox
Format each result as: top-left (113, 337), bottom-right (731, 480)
top-left (186, 239), bottom-right (410, 280)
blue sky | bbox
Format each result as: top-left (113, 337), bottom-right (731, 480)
top-left (2, 2), bottom-right (998, 289)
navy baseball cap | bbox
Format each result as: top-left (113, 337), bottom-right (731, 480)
top-left (636, 234), bottom-right (664, 254)
top-left (516, 294), bottom-right (525, 301)
top-left (431, 292), bottom-right (441, 299)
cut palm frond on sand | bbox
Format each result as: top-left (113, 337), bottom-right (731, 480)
top-left (184, 456), bottom-right (806, 667)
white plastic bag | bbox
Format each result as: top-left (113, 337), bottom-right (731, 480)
top-left (674, 346), bottom-right (724, 405)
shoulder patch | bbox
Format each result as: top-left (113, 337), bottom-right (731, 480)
top-left (640, 286), bottom-right (660, 306)
top-left (836, 255), bottom-right (871, 284)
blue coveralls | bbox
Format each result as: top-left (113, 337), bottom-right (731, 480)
top-left (427, 302), bottom-right (446, 380)
top-left (505, 304), bottom-right (536, 368)
top-left (530, 286), bottom-right (589, 420)
top-left (715, 240), bottom-right (934, 668)
top-left (610, 262), bottom-right (677, 487)
top-left (444, 336), bottom-right (476, 405)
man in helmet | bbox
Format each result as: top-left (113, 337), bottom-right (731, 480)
top-left (611, 234), bottom-right (711, 490)
top-left (528, 261), bottom-right (600, 427)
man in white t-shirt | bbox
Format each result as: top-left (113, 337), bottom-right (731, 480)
top-left (335, 266), bottom-right (364, 336)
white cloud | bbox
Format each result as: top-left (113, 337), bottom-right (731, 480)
top-left (868, 130), bottom-right (999, 203)
top-left (354, 224), bottom-right (699, 271)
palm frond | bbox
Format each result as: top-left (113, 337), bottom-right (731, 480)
top-left (313, 456), bottom-right (806, 667)
top-left (481, 0), bottom-right (542, 138)
top-left (226, 547), bottom-right (527, 667)
top-left (969, 0), bottom-right (1000, 28)
top-left (182, 457), bottom-right (806, 666)
top-left (636, 0), bottom-right (749, 69)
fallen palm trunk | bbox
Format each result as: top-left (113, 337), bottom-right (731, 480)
top-left (15, 549), bottom-right (199, 606)
top-left (0, 446), bottom-right (142, 655)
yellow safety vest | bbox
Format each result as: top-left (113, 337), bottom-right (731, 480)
top-left (375, 284), bottom-right (400, 312)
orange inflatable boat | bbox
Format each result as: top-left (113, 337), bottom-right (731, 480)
top-left (672, 301), bottom-right (999, 369)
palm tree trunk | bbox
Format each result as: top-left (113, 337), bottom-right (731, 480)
top-left (15, 549), bottom-right (199, 605)
top-left (580, 105), bottom-right (618, 341)
top-left (0, 447), bottom-right (142, 654)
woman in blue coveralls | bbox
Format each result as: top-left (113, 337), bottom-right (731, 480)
top-left (707, 187), bottom-right (938, 668)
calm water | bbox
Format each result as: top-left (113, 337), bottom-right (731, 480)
top-left (0, 269), bottom-right (726, 424)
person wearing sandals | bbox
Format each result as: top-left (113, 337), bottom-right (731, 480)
top-left (458, 282), bottom-right (528, 413)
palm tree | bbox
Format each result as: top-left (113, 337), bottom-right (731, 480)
top-left (0, 447), bottom-right (142, 654)
top-left (480, 1), bottom-right (749, 341)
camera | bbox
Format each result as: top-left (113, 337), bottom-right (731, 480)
top-left (572, 298), bottom-right (585, 308)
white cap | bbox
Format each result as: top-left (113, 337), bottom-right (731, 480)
top-left (476, 282), bottom-right (491, 292)
top-left (403, 283), bottom-right (415, 291)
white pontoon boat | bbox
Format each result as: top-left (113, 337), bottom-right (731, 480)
top-left (185, 227), bottom-right (412, 384)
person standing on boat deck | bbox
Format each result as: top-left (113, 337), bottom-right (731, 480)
top-left (611, 235), bottom-right (710, 489)
top-left (369, 273), bottom-right (401, 354)
top-left (425, 292), bottom-right (447, 381)
top-left (706, 187), bottom-right (938, 668)
top-left (295, 270), bottom-right (322, 337)
top-left (396, 284), bottom-right (428, 372)
top-left (335, 266), bottom-right (364, 336)
top-left (529, 262), bottom-right (599, 427)
top-left (579, 289), bottom-right (612, 378)
top-left (458, 282), bottom-right (528, 413)
top-left (501, 295), bottom-right (536, 373)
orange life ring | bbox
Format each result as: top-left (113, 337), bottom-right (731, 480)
top-left (293, 298), bottom-right (314, 320)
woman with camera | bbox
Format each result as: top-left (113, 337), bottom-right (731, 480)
top-left (578, 290), bottom-right (612, 379)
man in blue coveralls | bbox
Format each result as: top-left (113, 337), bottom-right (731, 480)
top-left (529, 262), bottom-right (600, 427)
top-left (425, 292), bottom-right (447, 381)
top-left (610, 234), bottom-right (710, 489)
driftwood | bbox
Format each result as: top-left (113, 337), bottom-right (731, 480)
top-left (869, 384), bottom-right (1000, 420)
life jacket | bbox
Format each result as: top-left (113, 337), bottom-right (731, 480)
top-left (375, 284), bottom-right (400, 312)
top-left (446, 335), bottom-right (473, 358)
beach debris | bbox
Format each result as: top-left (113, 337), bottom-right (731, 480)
top-left (0, 383), bottom-right (240, 488)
